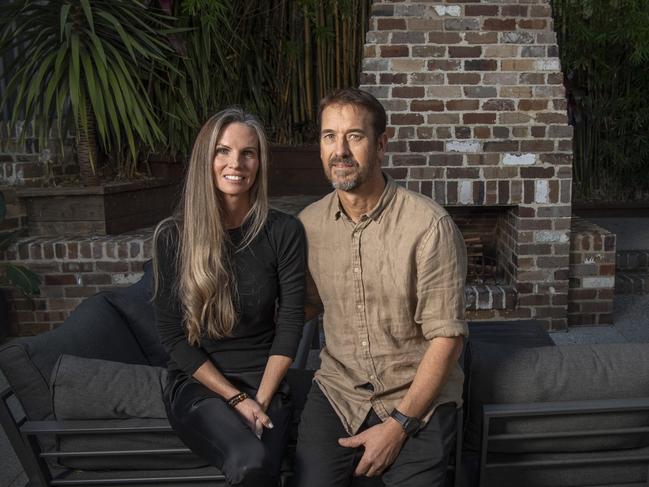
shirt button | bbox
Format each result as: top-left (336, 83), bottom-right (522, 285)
top-left (370, 375), bottom-right (375, 380)
top-left (356, 304), bottom-right (362, 310)
top-left (354, 267), bottom-right (360, 273)
top-left (361, 341), bottom-right (368, 347)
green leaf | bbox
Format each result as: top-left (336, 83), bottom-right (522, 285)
top-left (80, 0), bottom-right (95, 33)
top-left (6, 265), bottom-right (41, 297)
top-left (59, 3), bottom-right (71, 42)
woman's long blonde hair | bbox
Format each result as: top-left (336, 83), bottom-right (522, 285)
top-left (153, 108), bottom-right (269, 345)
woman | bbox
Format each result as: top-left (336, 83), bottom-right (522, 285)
top-left (153, 108), bottom-right (305, 486)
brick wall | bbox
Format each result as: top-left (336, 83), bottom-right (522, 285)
top-left (3, 231), bottom-right (152, 335)
top-left (568, 218), bottom-right (616, 326)
top-left (360, 0), bottom-right (573, 329)
top-left (0, 121), bottom-right (76, 187)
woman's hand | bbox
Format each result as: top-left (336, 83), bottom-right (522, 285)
top-left (234, 397), bottom-right (274, 439)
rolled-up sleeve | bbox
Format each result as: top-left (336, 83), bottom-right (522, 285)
top-left (153, 225), bottom-right (209, 375)
top-left (414, 215), bottom-right (468, 340)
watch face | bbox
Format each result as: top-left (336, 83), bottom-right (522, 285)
top-left (404, 417), bottom-right (421, 436)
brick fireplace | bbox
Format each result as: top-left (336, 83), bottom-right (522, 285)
top-left (360, 0), bottom-right (573, 329)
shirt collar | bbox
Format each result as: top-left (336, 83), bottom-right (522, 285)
top-left (331, 173), bottom-right (397, 223)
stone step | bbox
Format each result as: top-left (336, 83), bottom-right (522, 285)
top-left (616, 250), bottom-right (649, 272)
top-left (615, 271), bottom-right (649, 295)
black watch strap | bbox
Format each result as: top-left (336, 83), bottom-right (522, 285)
top-left (390, 408), bottom-right (421, 436)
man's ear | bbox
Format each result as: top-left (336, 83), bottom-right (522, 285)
top-left (377, 131), bottom-right (389, 156)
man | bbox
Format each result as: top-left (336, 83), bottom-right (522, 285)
top-left (295, 88), bottom-right (468, 487)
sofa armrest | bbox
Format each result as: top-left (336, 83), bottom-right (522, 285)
top-left (484, 396), bottom-right (649, 419)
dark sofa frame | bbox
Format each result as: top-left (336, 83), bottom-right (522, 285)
top-left (478, 397), bottom-right (649, 487)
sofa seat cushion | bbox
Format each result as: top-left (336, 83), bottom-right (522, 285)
top-left (466, 342), bottom-right (649, 453)
top-left (51, 355), bottom-right (168, 420)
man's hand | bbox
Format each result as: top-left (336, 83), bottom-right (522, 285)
top-left (338, 418), bottom-right (407, 477)
top-left (234, 398), bottom-right (274, 439)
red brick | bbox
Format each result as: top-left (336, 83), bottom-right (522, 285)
top-left (377, 18), bottom-right (406, 30)
top-left (449, 46), bottom-right (482, 58)
top-left (447, 73), bottom-right (481, 85)
top-left (521, 167), bottom-right (555, 178)
top-left (379, 73), bottom-right (407, 84)
top-left (44, 274), bottom-right (77, 286)
top-left (501, 5), bottom-right (528, 16)
top-left (380, 45), bottom-right (409, 57)
top-left (391, 114), bottom-right (424, 125)
top-left (409, 141), bottom-right (444, 152)
top-left (483, 18), bottom-right (516, 31)
top-left (428, 60), bottom-right (461, 71)
top-left (392, 155), bottom-right (426, 166)
top-left (445, 100), bottom-right (479, 111)
top-left (519, 19), bottom-right (547, 30)
top-left (465, 5), bottom-right (498, 16)
top-left (464, 59), bottom-right (497, 71)
top-left (410, 100), bottom-right (444, 112)
top-left (392, 87), bottom-right (424, 99)
top-left (429, 32), bottom-right (462, 44)
top-left (519, 99), bottom-right (549, 111)
top-left (463, 113), bottom-right (496, 124)
top-left (447, 168), bottom-right (480, 179)
top-left (464, 32), bottom-right (499, 44)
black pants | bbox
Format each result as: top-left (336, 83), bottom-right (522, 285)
top-left (164, 371), bottom-right (293, 487)
top-left (294, 383), bottom-right (457, 487)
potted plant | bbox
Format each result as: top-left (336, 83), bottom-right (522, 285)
top-left (0, 0), bottom-right (181, 236)
top-left (0, 191), bottom-right (40, 338)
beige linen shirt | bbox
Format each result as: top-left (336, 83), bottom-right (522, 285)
top-left (298, 175), bottom-right (468, 435)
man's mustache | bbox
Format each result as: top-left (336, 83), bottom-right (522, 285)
top-left (328, 157), bottom-right (358, 168)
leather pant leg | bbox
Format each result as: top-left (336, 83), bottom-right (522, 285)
top-left (164, 372), bottom-right (293, 487)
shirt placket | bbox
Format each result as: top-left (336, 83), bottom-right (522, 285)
top-left (350, 217), bottom-right (380, 394)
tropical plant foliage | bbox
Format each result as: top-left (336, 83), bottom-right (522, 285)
top-left (0, 0), bottom-right (177, 182)
top-left (0, 191), bottom-right (40, 296)
top-left (0, 0), bottom-right (370, 179)
top-left (153, 0), bottom-right (372, 155)
top-left (553, 0), bottom-right (649, 201)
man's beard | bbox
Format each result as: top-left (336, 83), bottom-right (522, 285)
top-left (327, 156), bottom-right (365, 191)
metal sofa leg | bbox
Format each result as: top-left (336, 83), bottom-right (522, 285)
top-left (0, 387), bottom-right (50, 487)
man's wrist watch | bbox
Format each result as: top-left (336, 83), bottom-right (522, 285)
top-left (390, 408), bottom-right (422, 436)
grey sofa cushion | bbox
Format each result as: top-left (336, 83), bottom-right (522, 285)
top-left (466, 342), bottom-right (649, 453)
top-left (0, 293), bottom-right (148, 421)
top-left (51, 355), bottom-right (168, 420)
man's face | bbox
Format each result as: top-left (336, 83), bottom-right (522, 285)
top-left (320, 103), bottom-right (385, 192)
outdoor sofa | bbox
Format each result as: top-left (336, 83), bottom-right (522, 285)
top-left (2, 265), bottom-right (649, 486)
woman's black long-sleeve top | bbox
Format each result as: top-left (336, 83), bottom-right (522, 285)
top-left (154, 210), bottom-right (306, 376)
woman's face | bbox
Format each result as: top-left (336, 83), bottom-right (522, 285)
top-left (212, 122), bottom-right (260, 202)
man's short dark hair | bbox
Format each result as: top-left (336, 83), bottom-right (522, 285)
top-left (318, 88), bottom-right (387, 139)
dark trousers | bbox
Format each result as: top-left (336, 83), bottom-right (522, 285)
top-left (294, 383), bottom-right (456, 487)
top-left (164, 371), bottom-right (293, 487)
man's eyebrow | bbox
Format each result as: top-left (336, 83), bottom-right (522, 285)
top-left (320, 128), bottom-right (367, 135)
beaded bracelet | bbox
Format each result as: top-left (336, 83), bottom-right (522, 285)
top-left (226, 392), bottom-right (249, 408)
